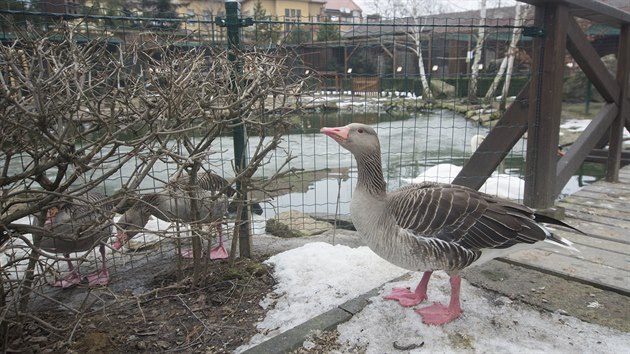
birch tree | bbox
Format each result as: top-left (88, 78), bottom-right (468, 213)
top-left (468, 0), bottom-right (487, 103)
top-left (405, 16), bottom-right (433, 101)
top-left (484, 3), bottom-right (529, 108)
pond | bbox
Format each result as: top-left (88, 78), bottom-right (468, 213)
top-left (264, 109), bottom-right (605, 218)
top-left (1, 108), bottom-right (605, 220)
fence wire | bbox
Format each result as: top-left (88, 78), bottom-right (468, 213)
top-left (0, 4), bottom-right (613, 350)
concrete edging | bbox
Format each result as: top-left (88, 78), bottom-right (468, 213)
top-left (241, 278), bottom-right (406, 354)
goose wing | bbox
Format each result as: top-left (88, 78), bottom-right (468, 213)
top-left (388, 182), bottom-right (548, 251)
top-left (48, 193), bottom-right (113, 242)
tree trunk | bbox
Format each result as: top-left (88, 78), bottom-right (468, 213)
top-left (468, 0), bottom-right (487, 103)
top-left (500, 5), bottom-right (529, 111)
top-left (484, 4), bottom-right (526, 104)
top-left (409, 18), bottom-right (433, 101)
top-left (417, 36), bottom-right (433, 101)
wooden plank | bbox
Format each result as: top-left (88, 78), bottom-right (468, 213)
top-left (560, 195), bottom-right (630, 217)
top-left (561, 204), bottom-right (630, 228)
top-left (566, 16), bottom-right (620, 103)
top-left (557, 236), bottom-right (630, 271)
top-left (555, 103), bottom-right (619, 195)
top-left (502, 249), bottom-right (629, 295)
top-left (555, 218), bottom-right (630, 244)
top-left (561, 198), bottom-right (630, 220)
top-left (619, 171), bottom-right (630, 183)
top-left (525, 3), bottom-right (569, 208)
top-left (570, 185), bottom-right (630, 197)
top-left (453, 82), bottom-right (529, 190)
top-left (554, 227), bottom-right (630, 254)
top-left (579, 181), bottom-right (630, 192)
top-left (571, 189), bottom-right (630, 205)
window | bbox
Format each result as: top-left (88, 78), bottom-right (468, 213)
top-left (285, 8), bottom-right (301, 20)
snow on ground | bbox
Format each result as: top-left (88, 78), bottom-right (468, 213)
top-left (562, 118), bottom-right (630, 138)
top-left (239, 242), bottom-right (630, 353)
top-left (238, 242), bottom-right (408, 351)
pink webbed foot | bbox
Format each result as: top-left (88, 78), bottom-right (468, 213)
top-left (51, 270), bottom-right (82, 289)
top-left (86, 268), bottom-right (110, 287)
top-left (415, 303), bottom-right (462, 325)
top-left (209, 244), bottom-right (229, 260)
top-left (415, 274), bottom-right (463, 325)
top-left (384, 271), bottom-right (432, 307)
top-left (384, 287), bottom-right (428, 307)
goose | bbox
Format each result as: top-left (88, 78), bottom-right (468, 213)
top-left (40, 192), bottom-right (114, 288)
top-left (321, 123), bottom-right (578, 325)
top-left (114, 172), bottom-right (237, 259)
top-left (172, 171), bottom-right (264, 217)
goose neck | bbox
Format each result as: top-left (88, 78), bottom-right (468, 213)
top-left (356, 152), bottom-right (387, 197)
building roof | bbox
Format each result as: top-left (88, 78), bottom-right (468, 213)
top-left (324, 0), bottom-right (362, 12)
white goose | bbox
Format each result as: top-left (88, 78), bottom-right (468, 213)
top-left (321, 123), bottom-right (578, 325)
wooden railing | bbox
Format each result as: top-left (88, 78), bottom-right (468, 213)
top-left (352, 77), bottom-right (380, 96)
top-left (454, 0), bottom-right (630, 209)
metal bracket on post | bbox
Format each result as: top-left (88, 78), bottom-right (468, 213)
top-left (216, 1), bottom-right (254, 258)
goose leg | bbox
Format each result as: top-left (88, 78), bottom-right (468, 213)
top-left (209, 224), bottom-right (229, 260)
top-left (86, 244), bottom-right (110, 287)
top-left (415, 274), bottom-right (463, 325)
top-left (384, 271), bottom-right (432, 307)
top-left (51, 254), bottom-right (82, 288)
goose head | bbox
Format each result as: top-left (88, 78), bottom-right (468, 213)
top-left (321, 123), bottom-right (381, 159)
top-left (321, 123), bottom-right (387, 195)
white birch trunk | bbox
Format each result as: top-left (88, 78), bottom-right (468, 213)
top-left (484, 3), bottom-right (526, 102)
top-left (468, 0), bottom-right (487, 102)
top-left (408, 17), bottom-right (433, 101)
top-left (500, 5), bottom-right (529, 111)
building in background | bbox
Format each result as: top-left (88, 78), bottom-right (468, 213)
top-left (322, 0), bottom-right (362, 22)
top-left (240, 0), bottom-right (327, 21)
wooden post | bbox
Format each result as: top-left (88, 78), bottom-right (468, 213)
top-left (524, 3), bottom-right (568, 209)
top-left (606, 24), bottom-right (630, 182)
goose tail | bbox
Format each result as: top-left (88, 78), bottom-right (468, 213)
top-left (545, 233), bottom-right (579, 253)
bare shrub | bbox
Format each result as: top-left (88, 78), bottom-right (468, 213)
top-left (1, 16), bottom-right (309, 348)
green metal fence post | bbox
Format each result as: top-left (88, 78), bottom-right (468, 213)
top-left (217, 0), bottom-right (254, 257)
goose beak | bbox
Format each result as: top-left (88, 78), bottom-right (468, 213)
top-left (321, 126), bottom-right (349, 143)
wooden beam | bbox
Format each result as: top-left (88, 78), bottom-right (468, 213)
top-left (607, 24), bottom-right (630, 181)
top-left (520, 0), bottom-right (630, 26)
top-left (585, 149), bottom-right (630, 167)
top-left (453, 82), bottom-right (530, 189)
top-left (556, 103), bottom-right (619, 194)
top-left (566, 15), bottom-right (619, 103)
top-left (525, 3), bottom-right (569, 209)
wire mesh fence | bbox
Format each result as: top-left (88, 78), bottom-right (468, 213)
top-left (0, 2), bottom-right (614, 350)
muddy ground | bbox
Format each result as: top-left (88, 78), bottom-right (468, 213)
top-left (3, 231), bottom-right (628, 353)
top-left (2, 256), bottom-right (275, 353)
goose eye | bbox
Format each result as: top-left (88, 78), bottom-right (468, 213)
top-left (357, 128), bottom-right (364, 133)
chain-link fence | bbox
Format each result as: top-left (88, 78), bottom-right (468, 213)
top-left (0, 2), bottom-right (613, 351)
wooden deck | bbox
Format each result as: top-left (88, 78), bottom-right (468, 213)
top-left (504, 165), bottom-right (630, 296)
